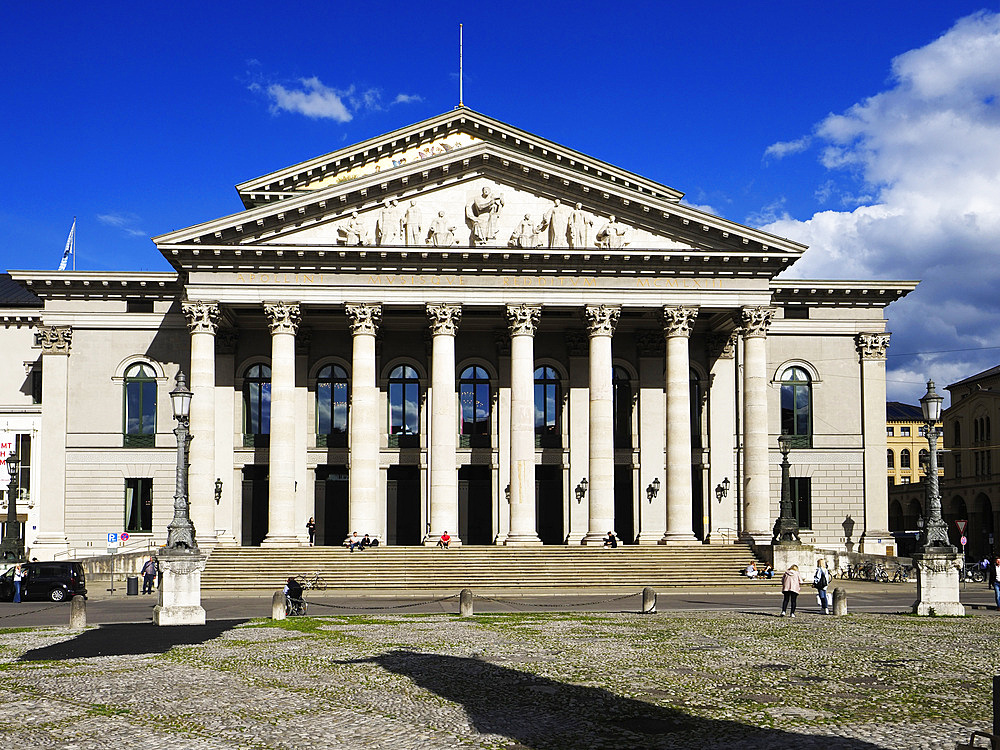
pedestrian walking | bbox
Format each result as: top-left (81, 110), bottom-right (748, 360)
top-left (140, 556), bottom-right (158, 594)
top-left (780, 564), bottom-right (801, 617)
top-left (989, 557), bottom-right (1000, 611)
top-left (12, 563), bottom-right (23, 603)
top-left (306, 517), bottom-right (316, 546)
top-left (813, 558), bottom-right (832, 614)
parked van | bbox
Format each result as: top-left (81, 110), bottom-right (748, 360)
top-left (0, 561), bottom-right (87, 602)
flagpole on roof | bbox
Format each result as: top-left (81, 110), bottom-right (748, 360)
top-left (58, 217), bottom-right (76, 271)
top-left (459, 23), bottom-right (463, 108)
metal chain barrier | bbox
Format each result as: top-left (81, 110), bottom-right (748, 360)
top-left (305, 594), bottom-right (459, 611)
top-left (473, 591), bottom-right (641, 608)
top-left (0, 604), bottom-right (63, 620)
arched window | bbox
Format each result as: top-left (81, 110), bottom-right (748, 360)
top-left (780, 366), bottom-right (812, 447)
top-left (388, 365), bottom-right (420, 445)
top-left (900, 448), bottom-right (911, 469)
top-left (887, 449), bottom-right (894, 469)
top-left (987, 417), bottom-right (992, 443)
top-left (534, 366), bottom-right (561, 447)
top-left (123, 362), bottom-right (157, 447)
top-left (975, 419), bottom-right (981, 443)
top-left (953, 421), bottom-right (962, 447)
top-left (316, 364), bottom-right (349, 447)
top-left (243, 364), bottom-right (271, 446)
top-left (613, 366), bottom-right (632, 449)
top-left (459, 366), bottom-right (491, 447)
top-left (919, 449), bottom-right (929, 471)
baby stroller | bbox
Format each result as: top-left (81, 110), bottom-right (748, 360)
top-left (284, 577), bottom-right (307, 616)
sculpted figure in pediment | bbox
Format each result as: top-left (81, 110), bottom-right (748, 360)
top-left (568, 203), bottom-right (593, 249)
top-left (596, 215), bottom-right (629, 249)
top-left (538, 198), bottom-right (572, 247)
top-left (466, 186), bottom-right (505, 245)
top-left (428, 211), bottom-right (459, 247)
top-left (509, 214), bottom-right (542, 248)
top-left (403, 201), bottom-right (423, 246)
top-left (338, 211), bottom-right (367, 246)
top-left (376, 199), bottom-right (403, 246)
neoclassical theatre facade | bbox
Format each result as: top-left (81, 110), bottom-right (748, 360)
top-left (4, 109), bottom-right (916, 558)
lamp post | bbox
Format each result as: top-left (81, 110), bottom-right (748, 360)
top-left (918, 379), bottom-right (951, 550)
top-left (575, 478), bottom-right (588, 504)
top-left (0, 450), bottom-right (24, 561)
top-left (912, 378), bottom-right (963, 615)
top-left (772, 433), bottom-right (800, 544)
top-left (165, 371), bottom-right (197, 550)
top-left (715, 477), bottom-right (730, 502)
top-left (646, 477), bottom-right (660, 503)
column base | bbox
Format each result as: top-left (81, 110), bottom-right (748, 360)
top-left (503, 534), bottom-right (543, 546)
top-left (658, 532), bottom-right (699, 544)
top-left (581, 532), bottom-right (612, 545)
top-left (154, 549), bottom-right (207, 626)
top-left (565, 534), bottom-right (585, 545)
top-left (260, 534), bottom-right (303, 548)
top-left (635, 534), bottom-right (667, 546)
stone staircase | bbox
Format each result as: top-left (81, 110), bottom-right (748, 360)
top-left (202, 543), bottom-right (766, 593)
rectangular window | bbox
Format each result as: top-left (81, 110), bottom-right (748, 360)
top-left (886, 427), bottom-right (894, 437)
top-left (124, 478), bottom-right (153, 533)
top-left (900, 477), bottom-right (911, 484)
top-left (888, 476), bottom-right (895, 486)
top-left (791, 477), bottom-right (811, 530)
top-left (31, 365), bottom-right (42, 404)
top-left (900, 427), bottom-right (910, 437)
top-left (954, 454), bottom-right (962, 478)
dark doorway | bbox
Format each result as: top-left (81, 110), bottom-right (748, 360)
top-left (314, 465), bottom-right (348, 546)
top-left (459, 465), bottom-right (492, 545)
top-left (241, 465), bottom-right (268, 546)
top-left (614, 466), bottom-right (635, 543)
top-left (387, 465), bottom-right (421, 545)
top-left (692, 466), bottom-right (705, 541)
top-left (536, 466), bottom-right (564, 544)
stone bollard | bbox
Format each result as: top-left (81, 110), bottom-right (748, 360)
top-left (272, 591), bottom-right (286, 620)
top-left (459, 588), bottom-right (474, 617)
top-left (832, 587), bottom-right (848, 616)
top-left (641, 587), bottom-right (657, 614)
top-left (69, 595), bottom-right (87, 629)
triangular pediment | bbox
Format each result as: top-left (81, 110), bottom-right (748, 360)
top-left (154, 108), bottom-right (807, 272)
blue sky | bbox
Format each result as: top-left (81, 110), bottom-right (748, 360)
top-left (2, 1), bottom-right (999, 404)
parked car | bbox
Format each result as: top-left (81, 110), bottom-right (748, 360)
top-left (0, 561), bottom-right (87, 602)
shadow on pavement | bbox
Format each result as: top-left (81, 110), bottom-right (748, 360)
top-left (19, 619), bottom-right (246, 661)
top-left (344, 650), bottom-right (885, 749)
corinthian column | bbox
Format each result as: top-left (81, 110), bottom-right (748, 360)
top-left (741, 307), bottom-right (775, 540)
top-left (426, 303), bottom-right (462, 545)
top-left (32, 326), bottom-right (72, 558)
top-left (182, 301), bottom-right (220, 548)
top-left (857, 332), bottom-right (892, 553)
top-left (583, 305), bottom-right (620, 544)
top-left (262, 302), bottom-right (300, 546)
top-left (346, 303), bottom-right (382, 539)
top-left (505, 304), bottom-right (542, 545)
top-left (661, 306), bottom-right (699, 543)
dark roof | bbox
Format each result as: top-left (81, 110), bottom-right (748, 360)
top-left (0, 274), bottom-right (41, 307)
top-left (887, 402), bottom-right (923, 421)
top-left (948, 365), bottom-right (1000, 390)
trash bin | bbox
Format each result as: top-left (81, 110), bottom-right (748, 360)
top-left (126, 575), bottom-right (139, 596)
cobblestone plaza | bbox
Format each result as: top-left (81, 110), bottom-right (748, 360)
top-left (0, 607), bottom-right (995, 749)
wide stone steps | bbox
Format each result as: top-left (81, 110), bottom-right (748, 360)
top-left (202, 544), bottom-right (764, 593)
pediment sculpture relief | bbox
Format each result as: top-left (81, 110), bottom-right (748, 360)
top-left (337, 211), bottom-right (369, 246)
top-left (467, 187), bottom-right (505, 246)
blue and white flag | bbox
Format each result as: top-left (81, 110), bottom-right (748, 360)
top-left (58, 217), bottom-right (76, 271)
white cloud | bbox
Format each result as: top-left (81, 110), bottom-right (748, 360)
top-left (763, 136), bottom-right (812, 161)
top-left (267, 77), bottom-right (353, 122)
top-left (759, 10), bottom-right (1000, 403)
top-left (393, 93), bottom-right (422, 105)
top-left (97, 212), bottom-right (146, 238)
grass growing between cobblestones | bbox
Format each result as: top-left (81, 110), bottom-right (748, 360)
top-left (0, 611), bottom-right (993, 749)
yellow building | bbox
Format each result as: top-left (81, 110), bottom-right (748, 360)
top-left (886, 402), bottom-right (942, 487)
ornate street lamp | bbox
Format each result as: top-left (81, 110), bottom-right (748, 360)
top-left (165, 371), bottom-right (197, 550)
top-left (646, 477), bottom-right (660, 503)
top-left (918, 379), bottom-right (952, 550)
top-left (0, 450), bottom-right (24, 561)
top-left (575, 478), bottom-right (588, 503)
top-left (772, 433), bottom-right (800, 544)
top-left (715, 477), bottom-right (730, 502)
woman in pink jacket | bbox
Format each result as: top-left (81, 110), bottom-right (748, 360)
top-left (780, 564), bottom-right (802, 617)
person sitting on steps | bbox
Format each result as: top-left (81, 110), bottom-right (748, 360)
top-left (359, 534), bottom-right (373, 550)
top-left (437, 531), bottom-right (451, 548)
top-left (603, 531), bottom-right (618, 548)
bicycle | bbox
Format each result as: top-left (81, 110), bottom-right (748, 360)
top-left (298, 572), bottom-right (327, 591)
top-left (891, 564), bottom-right (912, 583)
top-left (961, 564), bottom-right (986, 583)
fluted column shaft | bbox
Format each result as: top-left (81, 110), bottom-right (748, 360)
top-left (262, 302), bottom-right (300, 546)
top-left (742, 307), bottom-right (774, 538)
top-left (33, 326), bottom-right (72, 557)
top-left (346, 304), bottom-right (382, 538)
top-left (662, 306), bottom-right (699, 543)
top-left (183, 302), bottom-right (219, 547)
top-left (427, 304), bottom-right (461, 544)
top-left (505, 304), bottom-right (542, 545)
top-left (583, 305), bottom-right (620, 544)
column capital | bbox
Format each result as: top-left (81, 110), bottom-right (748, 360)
top-left (181, 301), bottom-right (220, 334)
top-left (585, 305), bottom-right (621, 337)
top-left (345, 303), bottom-right (382, 336)
top-left (707, 330), bottom-right (737, 360)
top-left (740, 307), bottom-right (776, 338)
top-left (506, 304), bottom-right (541, 337)
top-left (426, 303), bottom-right (462, 336)
top-left (264, 302), bottom-right (301, 335)
top-left (215, 328), bottom-right (239, 354)
top-left (856, 332), bottom-right (891, 360)
top-left (662, 306), bottom-right (699, 338)
top-left (38, 325), bottom-right (72, 354)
